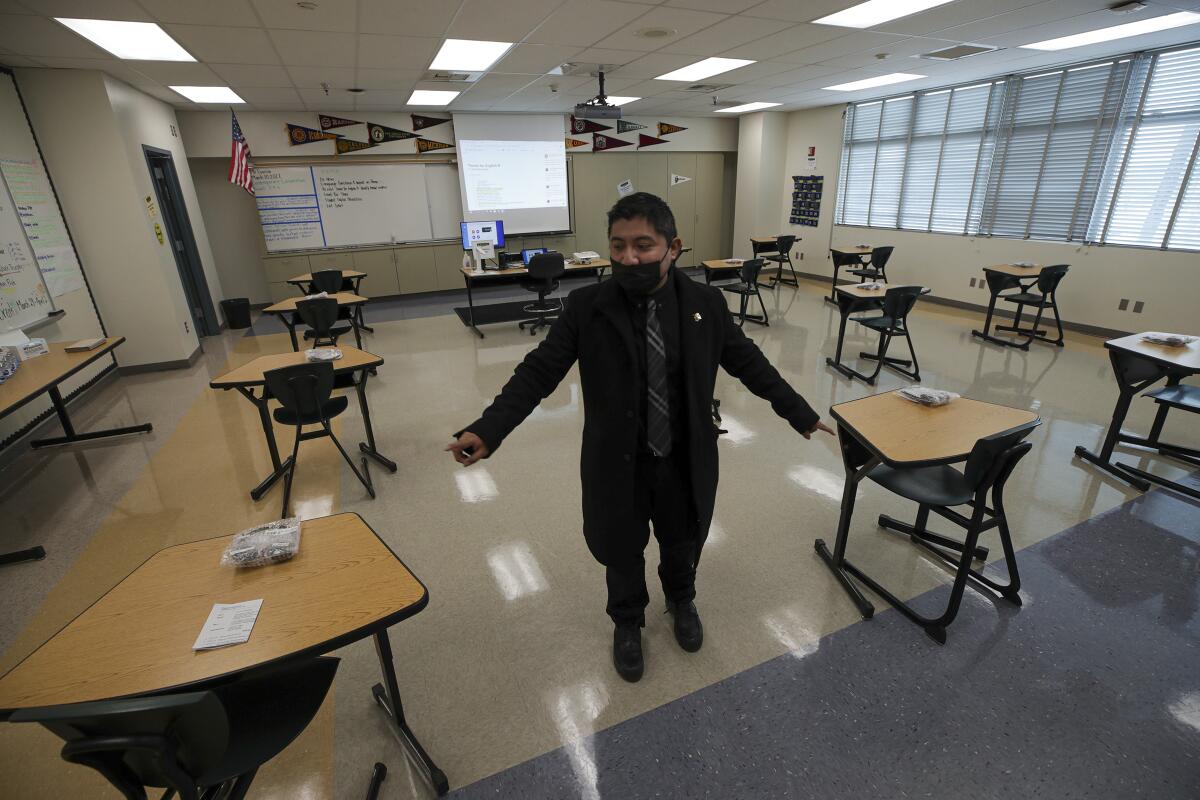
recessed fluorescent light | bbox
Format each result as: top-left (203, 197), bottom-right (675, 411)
top-left (605, 96), bottom-right (640, 105)
top-left (813, 0), bottom-right (956, 29)
top-left (170, 86), bottom-right (244, 103)
top-left (822, 73), bottom-right (925, 91)
top-left (655, 57), bottom-right (754, 82)
top-left (715, 101), bottom-right (781, 114)
top-left (1020, 11), bottom-right (1200, 51)
top-left (56, 19), bottom-right (195, 61)
top-left (429, 38), bottom-right (514, 71)
top-left (408, 89), bottom-right (459, 106)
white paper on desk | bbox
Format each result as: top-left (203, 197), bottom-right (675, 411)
top-left (193, 599), bottom-right (263, 650)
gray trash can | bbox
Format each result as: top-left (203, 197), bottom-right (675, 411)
top-left (221, 298), bottom-right (252, 329)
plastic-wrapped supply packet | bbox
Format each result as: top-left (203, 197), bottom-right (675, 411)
top-left (306, 291), bottom-right (329, 300)
top-left (0, 347), bottom-right (20, 385)
top-left (1141, 332), bottom-right (1196, 348)
top-left (220, 517), bottom-right (302, 568)
top-left (855, 281), bottom-right (884, 291)
top-left (898, 386), bottom-right (960, 407)
top-left (305, 348), bottom-right (342, 362)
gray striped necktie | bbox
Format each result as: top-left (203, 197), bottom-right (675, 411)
top-left (645, 298), bottom-right (672, 457)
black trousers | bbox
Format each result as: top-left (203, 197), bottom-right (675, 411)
top-left (605, 452), bottom-right (699, 627)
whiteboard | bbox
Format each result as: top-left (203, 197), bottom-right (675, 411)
top-left (253, 162), bottom-right (462, 252)
top-left (0, 167), bottom-right (54, 332)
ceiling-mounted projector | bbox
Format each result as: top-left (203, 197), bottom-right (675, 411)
top-left (574, 70), bottom-right (622, 120)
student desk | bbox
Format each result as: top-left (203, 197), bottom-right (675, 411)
top-left (750, 236), bottom-right (780, 256)
top-left (825, 283), bottom-right (928, 383)
top-left (1074, 333), bottom-right (1200, 500)
top-left (701, 258), bottom-right (746, 284)
top-left (263, 292), bottom-right (367, 351)
top-left (460, 259), bottom-right (609, 339)
top-left (971, 263), bottom-right (1046, 349)
top-left (826, 245), bottom-right (874, 304)
top-left (0, 512), bottom-right (448, 795)
top-left (816, 391), bottom-right (1039, 625)
top-left (209, 347), bottom-right (395, 502)
top-left (0, 337), bottom-right (153, 567)
top-left (286, 271), bottom-right (372, 334)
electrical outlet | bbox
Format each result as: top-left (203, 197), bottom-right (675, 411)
top-left (969, 277), bottom-right (976, 287)
top-left (184, 321), bottom-right (190, 333)
top-left (1133, 300), bottom-right (1144, 313)
top-left (1118, 299), bottom-right (1129, 311)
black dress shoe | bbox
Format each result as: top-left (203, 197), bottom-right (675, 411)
top-left (612, 624), bottom-right (644, 682)
top-left (667, 600), bottom-right (703, 652)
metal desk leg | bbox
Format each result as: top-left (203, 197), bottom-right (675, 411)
top-left (355, 371), bottom-right (397, 472)
top-left (972, 274), bottom-right (1029, 350)
top-left (464, 273), bottom-right (484, 339)
top-left (824, 299), bottom-right (854, 379)
top-left (283, 316), bottom-right (300, 352)
top-left (352, 278), bottom-right (375, 334)
top-left (237, 387), bottom-right (293, 501)
top-left (371, 629), bottom-right (449, 796)
top-left (825, 265), bottom-right (839, 305)
top-left (30, 386), bottom-right (154, 448)
top-left (815, 453), bottom-right (880, 620)
top-left (352, 312), bottom-right (364, 350)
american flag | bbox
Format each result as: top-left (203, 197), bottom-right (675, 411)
top-left (228, 111), bottom-right (254, 195)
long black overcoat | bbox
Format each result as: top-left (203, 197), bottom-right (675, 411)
top-left (463, 271), bottom-right (819, 566)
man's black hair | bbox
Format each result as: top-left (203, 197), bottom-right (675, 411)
top-left (607, 192), bottom-right (677, 243)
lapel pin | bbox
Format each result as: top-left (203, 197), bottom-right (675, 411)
top-left (693, 312), bottom-right (702, 322)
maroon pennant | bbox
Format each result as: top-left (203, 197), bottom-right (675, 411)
top-left (592, 133), bottom-right (632, 152)
top-left (570, 116), bottom-right (613, 135)
top-left (411, 114), bottom-right (449, 130)
top-left (319, 114), bottom-right (359, 130)
top-left (638, 133), bottom-right (669, 148)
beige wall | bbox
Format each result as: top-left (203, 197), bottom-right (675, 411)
top-left (733, 111), bottom-right (788, 260)
top-left (775, 103), bottom-right (1200, 333)
top-left (188, 158), bottom-right (269, 304)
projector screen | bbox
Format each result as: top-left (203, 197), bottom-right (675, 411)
top-left (452, 113), bottom-right (570, 235)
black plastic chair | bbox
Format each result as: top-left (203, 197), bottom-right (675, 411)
top-left (9, 657), bottom-right (340, 800)
top-left (721, 258), bottom-right (769, 327)
top-left (303, 271), bottom-right (357, 345)
top-left (869, 420), bottom-right (1040, 642)
top-left (998, 264), bottom-right (1068, 347)
top-left (296, 297), bottom-right (351, 348)
top-left (762, 235), bottom-right (798, 288)
top-left (845, 285), bottom-right (923, 383)
top-left (264, 362), bottom-right (373, 517)
top-left (827, 250), bottom-right (865, 304)
top-left (849, 245), bottom-right (892, 282)
top-left (518, 252), bottom-right (566, 335)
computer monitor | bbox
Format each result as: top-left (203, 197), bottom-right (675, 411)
top-left (460, 220), bottom-right (505, 250)
top-left (521, 247), bottom-right (547, 265)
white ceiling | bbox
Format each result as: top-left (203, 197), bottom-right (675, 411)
top-left (0, 0), bottom-right (1199, 116)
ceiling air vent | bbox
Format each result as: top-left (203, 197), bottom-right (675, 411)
top-left (919, 44), bottom-right (999, 61)
top-left (683, 83), bottom-right (733, 92)
top-left (422, 71), bottom-right (482, 83)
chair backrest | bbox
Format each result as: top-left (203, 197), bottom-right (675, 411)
top-left (882, 285), bottom-right (923, 320)
top-left (740, 258), bottom-right (765, 284)
top-left (526, 251), bottom-right (566, 281)
top-left (10, 690), bottom-right (231, 799)
top-left (295, 297), bottom-right (340, 337)
top-left (310, 269), bottom-right (344, 294)
top-left (775, 234), bottom-right (796, 252)
top-left (1037, 264), bottom-right (1069, 294)
top-left (870, 246), bottom-right (894, 270)
top-left (963, 419), bottom-right (1040, 491)
top-left (265, 362), bottom-right (335, 421)
top-left (830, 249), bottom-right (862, 268)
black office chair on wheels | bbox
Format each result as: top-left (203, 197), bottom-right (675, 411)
top-left (848, 245), bottom-right (892, 283)
top-left (295, 297), bottom-right (351, 348)
top-left (265, 362), bottom-right (373, 518)
top-left (762, 235), bottom-right (798, 287)
top-left (998, 264), bottom-right (1069, 347)
top-left (721, 258), bottom-right (769, 327)
top-left (865, 420), bottom-right (1040, 643)
top-left (518, 251), bottom-right (566, 335)
top-left (9, 656), bottom-right (340, 800)
top-left (846, 285), bottom-right (923, 384)
top-left (827, 250), bottom-right (865, 304)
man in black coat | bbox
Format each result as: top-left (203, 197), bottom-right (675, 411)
top-left (448, 193), bottom-right (831, 682)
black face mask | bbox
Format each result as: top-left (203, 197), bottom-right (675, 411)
top-left (612, 251), bottom-right (672, 295)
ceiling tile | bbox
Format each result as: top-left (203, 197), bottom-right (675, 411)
top-left (346, 89), bottom-right (413, 107)
top-left (719, 23), bottom-right (842, 60)
top-left (358, 34), bottom-right (440, 70)
top-left (270, 29), bottom-right (356, 66)
top-left (936, 0), bottom-right (1119, 43)
top-left (571, 47), bottom-right (645, 68)
top-left (248, 101), bottom-right (306, 110)
top-left (491, 43), bottom-right (584, 75)
top-left (875, 0), bottom-right (1040, 36)
top-left (816, 36), bottom-right (961, 69)
top-left (594, 6), bottom-right (730, 52)
top-left (744, 0), bottom-right (848, 23)
top-left (660, 15), bottom-right (792, 56)
top-left (714, 59), bottom-right (805, 83)
top-left (235, 86), bottom-right (303, 104)
top-left (353, 68), bottom-right (423, 90)
top-left (451, 96), bottom-right (497, 110)
top-left (211, 63), bottom-right (294, 86)
top-left (299, 86), bottom-right (356, 105)
top-left (286, 65), bottom-right (356, 88)
top-left (665, 0), bottom-right (763, 12)
top-left (24, 0), bottom-right (153, 20)
top-left (250, 0), bottom-right (357, 33)
top-left (127, 61), bottom-right (223, 84)
top-left (164, 25), bottom-right (280, 65)
top-left (447, 0), bottom-right (565, 41)
top-left (359, 0), bottom-right (459, 37)
top-left (611, 51), bottom-right (707, 79)
top-left (774, 31), bottom-right (910, 65)
top-left (140, 0), bottom-right (261, 27)
top-left (27, 55), bottom-right (150, 85)
top-left (526, 0), bottom-right (656, 47)
top-left (0, 15), bottom-right (111, 58)
top-left (0, 1), bottom-right (35, 13)
top-left (753, 64), bottom-right (843, 88)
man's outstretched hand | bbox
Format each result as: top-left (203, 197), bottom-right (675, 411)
top-left (446, 431), bottom-right (490, 466)
top-left (802, 420), bottom-right (835, 440)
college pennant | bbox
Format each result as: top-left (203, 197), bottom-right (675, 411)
top-left (638, 133), bottom-right (668, 148)
top-left (570, 116), bottom-right (612, 135)
top-left (411, 114), bottom-right (449, 130)
top-left (657, 122), bottom-right (688, 136)
top-left (367, 122), bottom-right (416, 143)
top-left (616, 120), bottom-right (646, 133)
top-left (565, 137), bottom-right (589, 148)
top-left (335, 137), bottom-right (376, 155)
top-left (415, 138), bottom-right (454, 153)
top-left (592, 133), bottom-right (632, 152)
top-left (287, 123), bottom-right (338, 145)
top-left (319, 114), bottom-right (360, 130)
